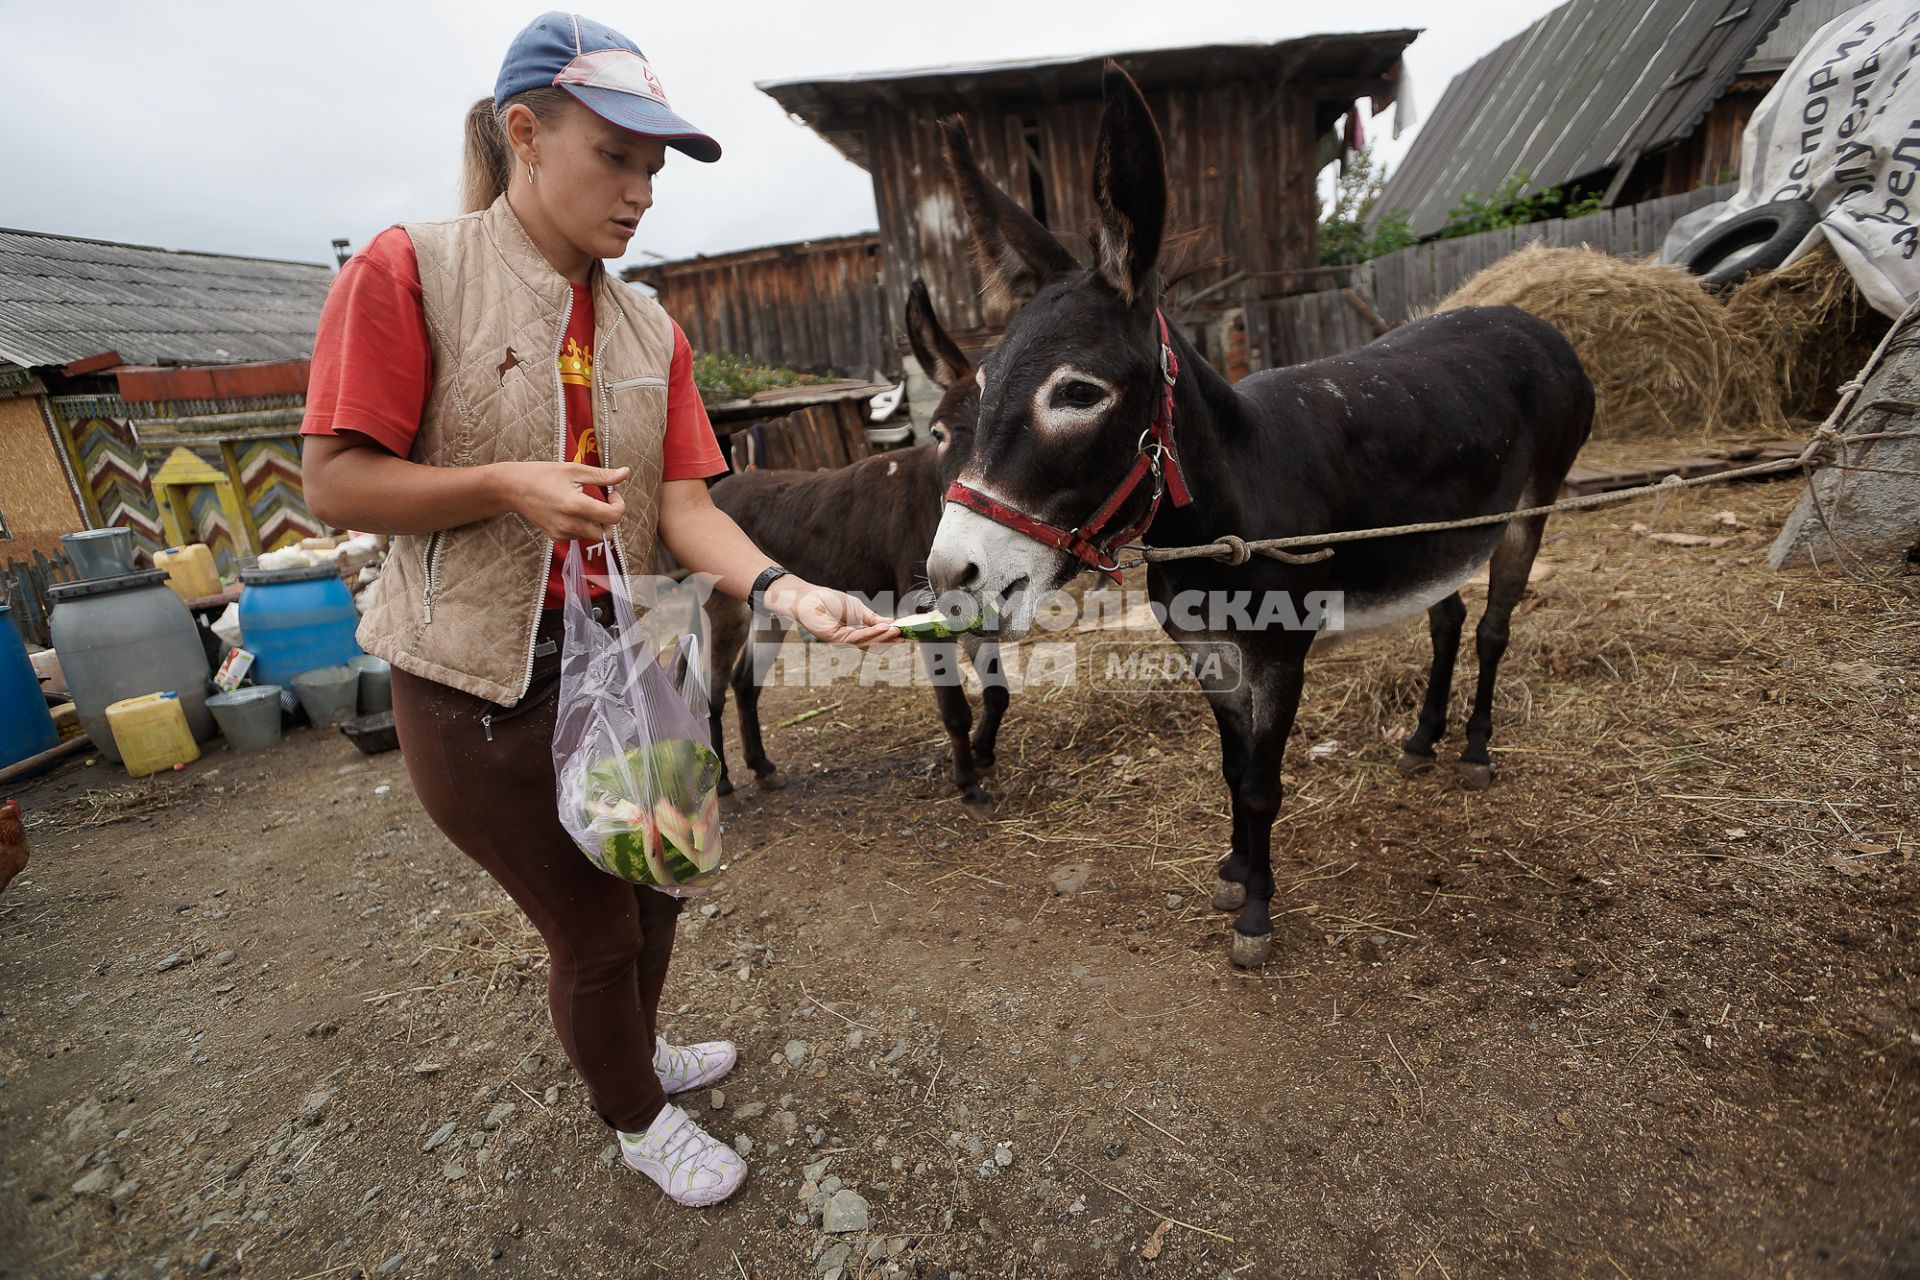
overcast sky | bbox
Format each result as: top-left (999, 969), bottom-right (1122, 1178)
top-left (2, 0), bottom-right (1565, 271)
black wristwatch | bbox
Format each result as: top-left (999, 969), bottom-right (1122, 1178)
top-left (749, 565), bottom-right (792, 614)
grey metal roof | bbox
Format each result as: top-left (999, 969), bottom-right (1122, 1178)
top-left (1742, 0), bottom-right (1866, 71)
top-left (761, 31), bottom-right (1419, 173)
top-left (1374, 0), bottom-right (1795, 238)
top-left (0, 227), bottom-right (333, 370)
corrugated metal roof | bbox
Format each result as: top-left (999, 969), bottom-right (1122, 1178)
top-left (0, 227), bottom-right (333, 370)
top-left (1742, 0), bottom-right (1866, 70)
top-left (760, 31), bottom-right (1419, 172)
top-left (1375, 0), bottom-right (1794, 238)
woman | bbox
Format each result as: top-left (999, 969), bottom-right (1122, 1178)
top-left (300, 11), bottom-right (897, 1208)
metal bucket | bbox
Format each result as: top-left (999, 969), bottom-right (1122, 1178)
top-left (60, 528), bottom-right (136, 580)
top-left (290, 664), bottom-right (359, 727)
top-left (348, 654), bottom-right (392, 714)
top-left (206, 686), bottom-right (284, 753)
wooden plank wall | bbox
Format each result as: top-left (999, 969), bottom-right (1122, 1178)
top-left (1261, 292), bottom-right (1384, 371)
top-left (863, 81), bottom-right (1322, 353)
top-left (719, 400), bottom-right (875, 473)
top-left (644, 237), bottom-right (891, 378)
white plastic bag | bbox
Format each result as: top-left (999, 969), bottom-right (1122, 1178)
top-left (552, 541), bottom-right (724, 895)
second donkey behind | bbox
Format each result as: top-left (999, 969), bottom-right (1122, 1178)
top-left (701, 282), bottom-right (1010, 803)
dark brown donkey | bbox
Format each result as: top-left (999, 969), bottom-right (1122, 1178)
top-left (702, 283), bottom-right (1010, 803)
top-left (926, 67), bottom-right (1593, 965)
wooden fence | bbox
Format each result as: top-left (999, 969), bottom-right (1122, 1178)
top-left (1367, 183), bottom-right (1737, 326)
top-left (718, 399), bottom-right (875, 472)
top-left (1269, 184), bottom-right (1739, 366)
top-left (3, 548), bottom-right (79, 648)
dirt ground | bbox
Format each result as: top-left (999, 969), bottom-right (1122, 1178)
top-left (1, 476), bottom-right (1915, 1280)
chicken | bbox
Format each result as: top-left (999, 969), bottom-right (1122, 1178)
top-left (0, 799), bottom-right (27, 895)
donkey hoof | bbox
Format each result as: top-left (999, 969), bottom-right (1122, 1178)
top-left (1229, 930), bottom-right (1272, 969)
top-left (1396, 751), bottom-right (1437, 779)
top-left (959, 784), bottom-right (995, 807)
top-left (1211, 877), bottom-right (1247, 912)
top-left (753, 769), bottom-right (786, 792)
top-left (972, 753), bottom-right (998, 773)
top-left (1456, 761), bottom-right (1493, 791)
top-left (716, 776), bottom-right (736, 798)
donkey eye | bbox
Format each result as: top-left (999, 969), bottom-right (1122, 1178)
top-left (1054, 380), bottom-right (1107, 409)
top-left (931, 421), bottom-right (951, 447)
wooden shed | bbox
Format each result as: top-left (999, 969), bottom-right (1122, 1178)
top-left (0, 227), bottom-right (332, 587)
top-left (623, 233), bottom-right (889, 379)
top-left (760, 32), bottom-right (1417, 374)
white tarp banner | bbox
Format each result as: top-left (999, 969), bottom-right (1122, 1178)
top-left (1661, 1), bottom-right (1920, 317)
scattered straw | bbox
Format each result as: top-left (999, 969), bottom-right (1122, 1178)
top-left (23, 786), bottom-right (177, 833)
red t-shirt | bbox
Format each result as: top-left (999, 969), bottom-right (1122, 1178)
top-left (300, 226), bottom-right (727, 606)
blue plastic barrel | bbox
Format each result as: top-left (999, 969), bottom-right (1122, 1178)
top-left (238, 564), bottom-right (363, 688)
top-left (1, 604), bottom-right (61, 768)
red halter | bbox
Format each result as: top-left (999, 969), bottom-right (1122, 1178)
top-left (943, 311), bottom-right (1194, 584)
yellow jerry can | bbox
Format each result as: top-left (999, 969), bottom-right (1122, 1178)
top-left (106, 691), bottom-right (201, 777)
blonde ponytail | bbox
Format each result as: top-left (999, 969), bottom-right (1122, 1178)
top-left (460, 89), bottom-right (573, 213)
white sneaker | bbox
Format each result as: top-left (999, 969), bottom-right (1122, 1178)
top-left (619, 1104), bottom-right (748, 1207)
top-left (653, 1035), bottom-right (737, 1093)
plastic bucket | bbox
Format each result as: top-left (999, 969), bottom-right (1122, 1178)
top-left (1, 604), bottom-right (60, 769)
top-left (340, 709), bottom-right (400, 755)
top-left (237, 564), bottom-right (362, 687)
top-left (207, 686), bottom-right (284, 752)
top-left (60, 528), bottom-right (136, 580)
top-left (348, 654), bottom-right (392, 714)
top-left (291, 664), bottom-right (359, 727)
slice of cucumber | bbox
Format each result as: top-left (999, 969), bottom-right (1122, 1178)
top-left (893, 601), bottom-right (997, 641)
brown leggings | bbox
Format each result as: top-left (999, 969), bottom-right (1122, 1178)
top-left (390, 610), bottom-right (680, 1133)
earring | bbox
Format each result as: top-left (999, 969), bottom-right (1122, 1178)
top-left (526, 161), bottom-right (536, 186)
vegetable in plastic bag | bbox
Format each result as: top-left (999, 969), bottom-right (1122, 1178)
top-left (551, 541), bottom-right (724, 895)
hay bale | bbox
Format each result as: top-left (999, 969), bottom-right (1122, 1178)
top-left (1727, 242), bottom-right (1891, 424)
top-left (1435, 244), bottom-right (1783, 442)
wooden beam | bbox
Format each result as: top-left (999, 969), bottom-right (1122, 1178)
top-left (60, 351), bottom-right (123, 377)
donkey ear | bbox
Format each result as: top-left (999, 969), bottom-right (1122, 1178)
top-left (1091, 62), bottom-right (1167, 304)
top-left (905, 278), bottom-right (972, 390)
top-left (940, 116), bottom-right (1075, 307)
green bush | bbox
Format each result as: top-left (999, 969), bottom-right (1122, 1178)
top-left (1318, 146), bottom-right (1416, 266)
top-left (1320, 151), bottom-right (1610, 263)
top-left (690, 351), bottom-right (833, 408)
top-left (1437, 173), bottom-right (1605, 239)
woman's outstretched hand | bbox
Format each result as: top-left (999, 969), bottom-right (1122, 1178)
top-left (497, 462), bottom-right (631, 541)
top-left (767, 578), bottom-right (901, 649)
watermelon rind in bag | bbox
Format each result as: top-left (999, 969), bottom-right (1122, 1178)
top-left (575, 739), bottom-right (725, 889)
top-left (552, 541), bottom-right (728, 895)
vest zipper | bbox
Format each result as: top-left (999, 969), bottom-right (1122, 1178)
top-left (598, 305), bottom-right (627, 447)
top-left (421, 530), bottom-right (445, 623)
top-left (479, 662), bottom-right (560, 742)
top-left (512, 285), bottom-right (573, 703)
top-left (598, 302), bottom-right (632, 635)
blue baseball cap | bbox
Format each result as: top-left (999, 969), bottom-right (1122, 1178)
top-left (495, 12), bottom-right (721, 163)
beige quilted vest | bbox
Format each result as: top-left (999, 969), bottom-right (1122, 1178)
top-left (355, 194), bottom-right (676, 705)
